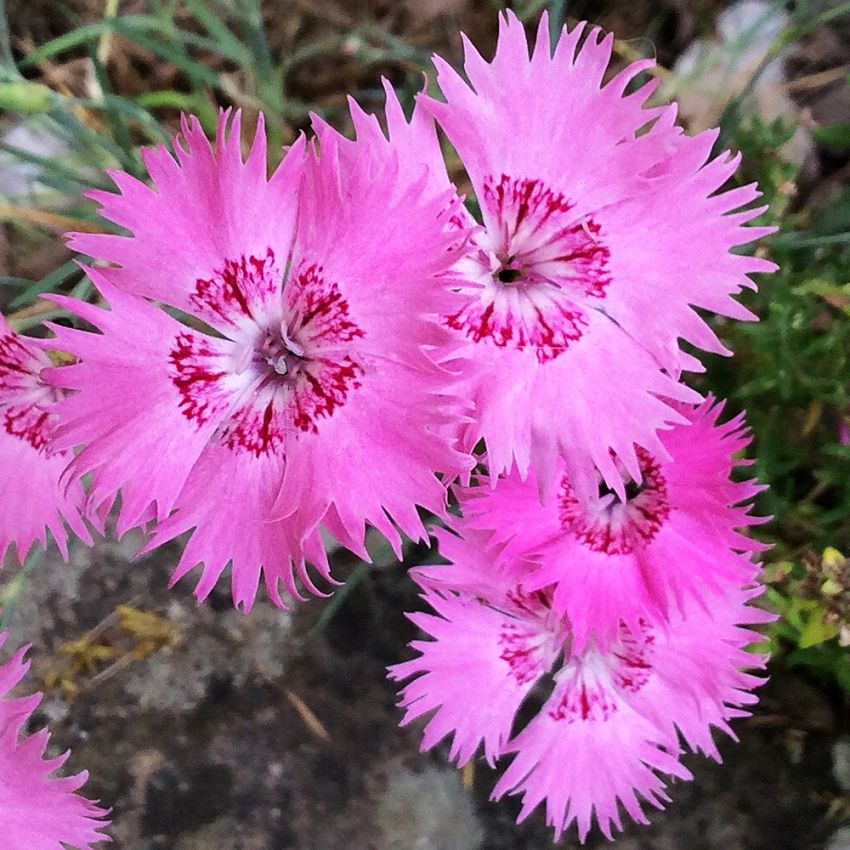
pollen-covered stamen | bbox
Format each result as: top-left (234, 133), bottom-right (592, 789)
top-left (558, 448), bottom-right (671, 554)
top-left (171, 253), bottom-right (366, 458)
top-left (257, 321), bottom-right (307, 377)
top-left (445, 174), bottom-right (611, 363)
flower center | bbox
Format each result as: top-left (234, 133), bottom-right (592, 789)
top-left (548, 621), bottom-right (656, 724)
top-left (493, 585), bottom-right (657, 720)
top-left (170, 253), bottom-right (365, 458)
top-left (444, 174), bottom-right (611, 363)
top-left (495, 262), bottom-right (523, 285)
top-left (558, 449), bottom-right (671, 554)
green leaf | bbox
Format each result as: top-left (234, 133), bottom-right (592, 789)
top-left (799, 612), bottom-right (840, 648)
top-left (182, 0), bottom-right (247, 63)
top-left (0, 81), bottom-right (53, 114)
top-left (813, 123), bottom-right (850, 149)
top-left (19, 16), bottom-right (160, 68)
top-left (9, 261), bottom-right (82, 309)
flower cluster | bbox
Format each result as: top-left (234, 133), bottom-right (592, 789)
top-left (0, 11), bottom-right (775, 844)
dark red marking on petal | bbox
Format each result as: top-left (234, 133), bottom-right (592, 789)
top-left (613, 620), bottom-right (655, 694)
top-left (504, 586), bottom-right (551, 616)
top-left (4, 403), bottom-right (53, 451)
top-left (498, 621), bottom-right (544, 686)
top-left (287, 263), bottom-right (365, 347)
top-left (548, 677), bottom-right (618, 723)
top-left (483, 175), bottom-right (610, 303)
top-left (169, 331), bottom-right (229, 427)
top-left (0, 332), bottom-right (42, 397)
top-left (444, 297), bottom-right (587, 364)
top-left (220, 398), bottom-right (285, 457)
top-left (445, 174), bottom-right (611, 362)
top-left (483, 175), bottom-right (573, 237)
top-left (191, 248), bottom-right (280, 327)
top-left (558, 449), bottom-right (671, 554)
top-left (211, 262), bottom-right (366, 457)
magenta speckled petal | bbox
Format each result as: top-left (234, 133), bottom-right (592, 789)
top-left (393, 550), bottom-right (768, 842)
top-left (0, 632), bottom-right (110, 848)
top-left (49, 108), bottom-right (470, 609)
top-left (0, 313), bottom-right (89, 561)
top-left (416, 12), bottom-right (775, 493)
top-left (458, 397), bottom-right (766, 649)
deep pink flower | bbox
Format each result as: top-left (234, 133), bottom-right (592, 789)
top-left (456, 398), bottom-right (767, 649)
top-left (419, 12), bottom-right (777, 497)
top-left (0, 631), bottom-right (110, 848)
top-left (0, 313), bottom-right (89, 562)
top-left (48, 109), bottom-right (468, 609)
top-left (391, 555), bottom-right (769, 842)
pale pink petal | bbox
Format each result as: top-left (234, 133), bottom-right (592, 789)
top-left (144, 442), bottom-right (332, 611)
top-left (417, 12), bottom-right (774, 493)
top-left (0, 315), bottom-right (89, 560)
top-left (0, 632), bottom-right (110, 848)
top-left (44, 269), bottom-right (235, 534)
top-left (492, 669), bottom-right (688, 842)
top-left (395, 553), bottom-right (768, 842)
top-left (52, 106), bottom-right (469, 609)
top-left (390, 584), bottom-right (555, 766)
top-left (68, 112), bottom-right (305, 333)
top-left (455, 397), bottom-right (765, 648)
top-left (0, 427), bottom-right (89, 562)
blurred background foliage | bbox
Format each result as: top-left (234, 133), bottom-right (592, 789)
top-left (0, 0), bottom-right (849, 697)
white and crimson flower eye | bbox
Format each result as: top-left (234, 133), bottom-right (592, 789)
top-left (445, 175), bottom-right (611, 364)
top-left (417, 10), bottom-right (776, 498)
top-left (455, 397), bottom-right (766, 651)
top-left (558, 448), bottom-right (670, 555)
top-left (0, 315), bottom-right (90, 561)
top-left (169, 254), bottom-right (366, 458)
top-left (392, 555), bottom-right (769, 843)
top-left (49, 103), bottom-right (471, 610)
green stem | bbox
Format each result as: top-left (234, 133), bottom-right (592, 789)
top-left (1, 546), bottom-right (44, 631)
top-left (0, 0), bottom-right (16, 76)
top-left (308, 562), bottom-right (371, 636)
top-left (549, 0), bottom-right (568, 40)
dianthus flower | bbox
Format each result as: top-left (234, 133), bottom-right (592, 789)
top-left (457, 398), bottom-right (767, 649)
top-left (0, 313), bottom-right (89, 562)
top-left (47, 107), bottom-right (468, 609)
top-left (419, 12), bottom-right (776, 497)
top-left (391, 549), bottom-right (769, 842)
top-left (0, 631), bottom-right (110, 848)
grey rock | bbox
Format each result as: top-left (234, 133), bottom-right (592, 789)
top-left (826, 826), bottom-right (850, 850)
top-left (833, 736), bottom-right (850, 792)
top-left (377, 764), bottom-right (484, 850)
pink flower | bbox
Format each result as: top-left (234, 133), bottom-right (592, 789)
top-left (456, 398), bottom-right (767, 650)
top-left (0, 313), bottom-right (90, 562)
top-left (391, 557), bottom-right (769, 842)
top-left (0, 631), bottom-right (110, 848)
top-left (48, 109), bottom-right (468, 609)
top-left (420, 12), bottom-right (777, 497)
